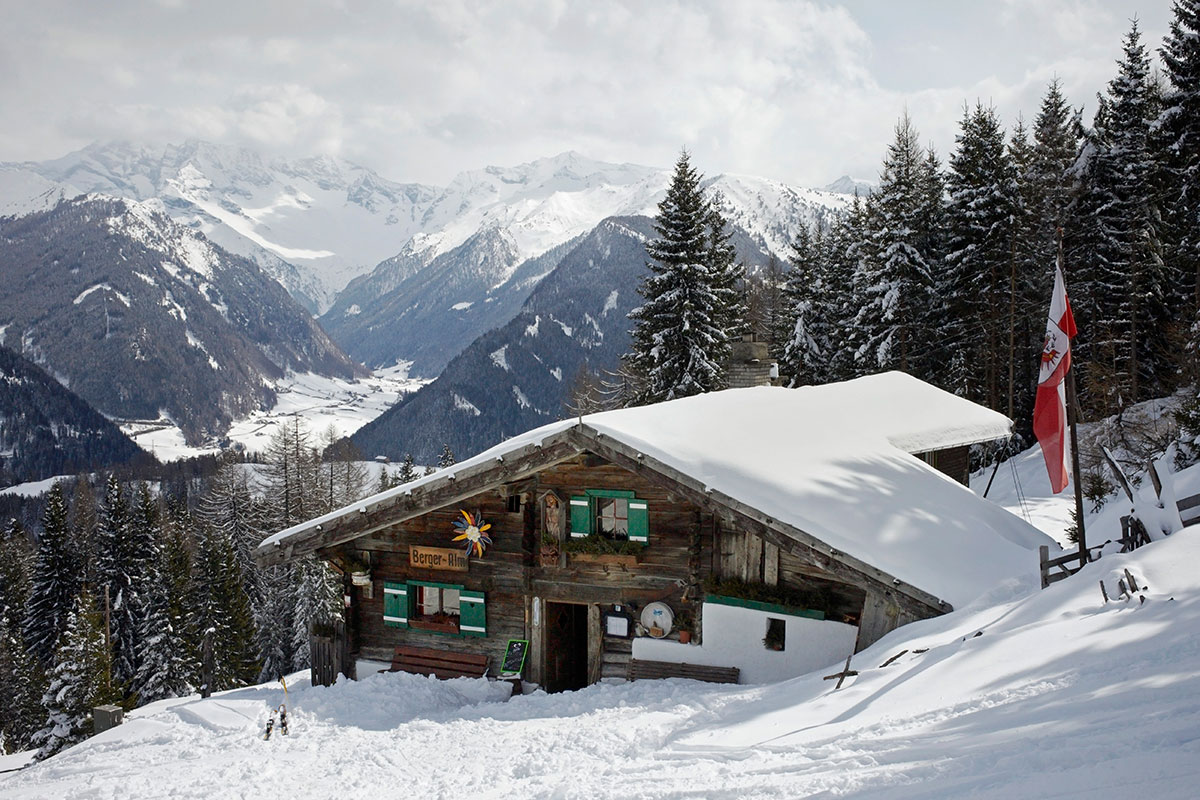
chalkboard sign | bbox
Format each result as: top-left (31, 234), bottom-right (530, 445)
top-left (500, 639), bottom-right (529, 677)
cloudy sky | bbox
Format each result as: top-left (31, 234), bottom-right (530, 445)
top-left (0, 0), bottom-right (1173, 188)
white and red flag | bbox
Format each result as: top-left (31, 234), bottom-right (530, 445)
top-left (1033, 263), bottom-right (1078, 494)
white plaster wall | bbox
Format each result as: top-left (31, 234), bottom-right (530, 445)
top-left (632, 601), bottom-right (858, 684)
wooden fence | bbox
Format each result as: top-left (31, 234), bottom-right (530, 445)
top-left (310, 621), bottom-right (354, 687)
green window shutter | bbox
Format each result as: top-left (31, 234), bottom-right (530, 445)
top-left (459, 590), bottom-right (486, 637)
top-left (628, 499), bottom-right (649, 543)
top-left (569, 496), bottom-right (591, 538)
top-left (382, 581), bottom-right (409, 628)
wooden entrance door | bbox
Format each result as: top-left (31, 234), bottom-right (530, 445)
top-left (543, 602), bottom-right (589, 693)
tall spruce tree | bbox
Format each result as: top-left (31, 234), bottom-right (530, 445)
top-left (626, 150), bottom-right (735, 403)
top-left (1005, 115), bottom-right (1045, 435)
top-left (778, 223), bottom-right (828, 386)
top-left (190, 522), bottom-right (258, 692)
top-left (24, 482), bottom-right (80, 664)
top-left (0, 620), bottom-right (45, 753)
top-left (1074, 22), bottom-right (1169, 411)
top-left (945, 102), bottom-right (1018, 409)
top-left (1159, 0), bottom-right (1200, 380)
top-left (291, 556), bottom-right (343, 672)
top-left (854, 114), bottom-right (935, 373)
top-left (33, 590), bottom-right (118, 760)
top-left (130, 548), bottom-right (192, 705)
top-left (94, 475), bottom-right (140, 690)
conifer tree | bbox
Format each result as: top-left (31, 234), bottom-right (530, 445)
top-left (915, 147), bottom-right (955, 390)
top-left (264, 416), bottom-right (319, 528)
top-left (704, 197), bottom-right (746, 345)
top-left (398, 453), bottom-right (418, 484)
top-left (291, 556), bottom-right (343, 672)
top-left (626, 150), bottom-right (735, 403)
top-left (825, 196), bottom-right (871, 381)
top-left (376, 466), bottom-right (395, 494)
top-left (1004, 116), bottom-right (1045, 433)
top-left (854, 114), bottom-right (935, 373)
top-left (33, 590), bottom-right (118, 760)
top-left (0, 519), bottom-right (32, 628)
top-left (190, 523), bottom-right (258, 692)
top-left (1073, 22), bottom-right (1169, 411)
top-left (1031, 80), bottom-right (1082, 259)
top-left (945, 102), bottom-right (1018, 409)
top-left (94, 475), bottom-right (140, 689)
top-left (778, 223), bottom-right (828, 386)
top-left (254, 563), bottom-right (296, 682)
top-left (24, 482), bottom-right (81, 664)
top-left (160, 500), bottom-right (196, 660)
top-left (0, 621), bottom-right (45, 753)
top-left (68, 477), bottom-right (99, 588)
top-left (1159, 0), bottom-right (1200, 380)
top-left (0, 523), bottom-right (43, 754)
top-left (318, 427), bottom-right (369, 514)
top-left (437, 443), bottom-right (456, 469)
top-left (130, 553), bottom-right (191, 705)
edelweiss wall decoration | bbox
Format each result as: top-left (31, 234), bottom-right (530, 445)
top-left (452, 509), bottom-right (493, 557)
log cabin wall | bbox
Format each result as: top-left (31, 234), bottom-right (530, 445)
top-left (529, 455), bottom-right (705, 684)
top-left (717, 528), bottom-right (868, 628)
top-left (915, 445), bottom-right (971, 486)
top-left (325, 449), bottom-right (939, 683)
top-left (332, 453), bottom-right (710, 684)
top-left (332, 488), bottom-right (529, 669)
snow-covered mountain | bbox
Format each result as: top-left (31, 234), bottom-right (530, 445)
top-left (1, 146), bottom-right (849, 340)
top-left (0, 141), bottom-right (440, 313)
top-left (823, 174), bottom-right (877, 196)
top-left (326, 158), bottom-right (849, 375)
top-left (0, 196), bottom-right (363, 444)
top-left (349, 212), bottom-right (780, 463)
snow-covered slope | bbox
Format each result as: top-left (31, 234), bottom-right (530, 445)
top-left (6, 495), bottom-right (1197, 798)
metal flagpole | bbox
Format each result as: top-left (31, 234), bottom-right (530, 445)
top-left (1057, 228), bottom-right (1087, 564)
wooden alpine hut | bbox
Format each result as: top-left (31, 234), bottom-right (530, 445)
top-left (255, 372), bottom-right (1052, 690)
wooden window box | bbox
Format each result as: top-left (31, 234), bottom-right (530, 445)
top-left (409, 617), bottom-right (461, 634)
top-left (570, 552), bottom-right (641, 567)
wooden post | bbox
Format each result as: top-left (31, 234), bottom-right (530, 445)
top-left (103, 586), bottom-right (112, 695)
top-left (1039, 545), bottom-right (1050, 590)
top-left (1057, 229), bottom-right (1087, 566)
top-left (200, 630), bottom-right (213, 699)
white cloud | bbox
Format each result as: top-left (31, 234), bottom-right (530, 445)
top-left (0, 0), bottom-right (1176, 188)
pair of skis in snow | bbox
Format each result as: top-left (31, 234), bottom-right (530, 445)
top-left (263, 677), bottom-right (290, 740)
top-left (263, 705), bottom-right (289, 739)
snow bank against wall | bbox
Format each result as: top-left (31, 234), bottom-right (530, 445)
top-left (633, 600), bottom-right (858, 684)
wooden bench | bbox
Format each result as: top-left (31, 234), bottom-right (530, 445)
top-left (629, 658), bottom-right (740, 684)
top-left (384, 645), bottom-right (489, 680)
top-left (1178, 493), bottom-right (1200, 528)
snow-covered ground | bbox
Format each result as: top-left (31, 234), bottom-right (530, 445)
top-left (4, 514), bottom-right (1198, 798)
top-left (121, 364), bottom-right (426, 461)
top-left (5, 438), bottom-right (1199, 797)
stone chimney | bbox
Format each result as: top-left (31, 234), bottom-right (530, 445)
top-left (726, 333), bottom-right (778, 388)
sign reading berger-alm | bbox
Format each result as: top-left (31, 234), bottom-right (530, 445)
top-left (409, 545), bottom-right (469, 572)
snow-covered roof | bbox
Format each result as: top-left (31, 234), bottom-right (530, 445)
top-left (260, 372), bottom-right (1051, 607)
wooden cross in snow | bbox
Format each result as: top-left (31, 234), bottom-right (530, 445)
top-left (822, 655), bottom-right (858, 689)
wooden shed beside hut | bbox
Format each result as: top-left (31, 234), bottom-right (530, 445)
top-left (255, 373), bottom-right (1052, 690)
